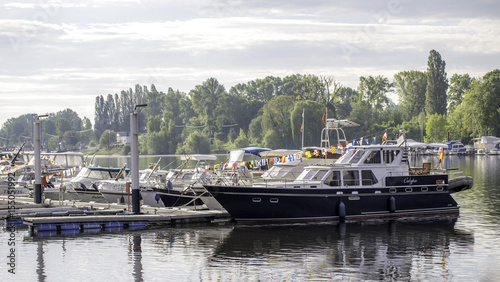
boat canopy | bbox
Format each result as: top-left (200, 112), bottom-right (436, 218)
top-left (406, 139), bottom-right (448, 149)
top-left (260, 149), bottom-right (301, 158)
top-left (228, 147), bottom-right (272, 162)
top-left (181, 154), bottom-right (218, 161)
top-left (325, 119), bottom-right (360, 129)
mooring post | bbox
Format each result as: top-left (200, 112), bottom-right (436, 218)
top-left (130, 104), bottom-right (147, 214)
top-left (34, 114), bottom-right (47, 204)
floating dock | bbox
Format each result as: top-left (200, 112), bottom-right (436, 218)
top-left (1, 195), bottom-right (231, 236)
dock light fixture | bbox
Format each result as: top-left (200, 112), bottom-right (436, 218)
top-left (34, 114), bottom-right (48, 204)
top-left (130, 104), bottom-right (147, 214)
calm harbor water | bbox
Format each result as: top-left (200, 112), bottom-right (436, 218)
top-left (1, 155), bottom-right (500, 281)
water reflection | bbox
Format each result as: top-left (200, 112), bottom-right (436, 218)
top-left (36, 241), bottom-right (46, 282)
top-left (210, 219), bottom-right (474, 281)
top-left (129, 234), bottom-right (143, 282)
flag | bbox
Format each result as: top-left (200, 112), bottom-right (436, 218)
top-left (296, 153), bottom-right (303, 162)
top-left (360, 137), bottom-right (364, 144)
top-left (322, 148), bottom-right (328, 156)
top-left (383, 131), bottom-right (388, 140)
top-left (373, 137), bottom-right (377, 143)
top-left (439, 148), bottom-right (444, 169)
top-left (322, 110), bottom-right (326, 125)
top-left (305, 151), bottom-right (311, 158)
top-left (330, 145), bottom-right (336, 154)
top-left (301, 109), bottom-right (304, 132)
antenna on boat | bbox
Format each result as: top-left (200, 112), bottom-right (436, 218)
top-left (10, 142), bottom-right (25, 167)
top-left (301, 108), bottom-right (305, 149)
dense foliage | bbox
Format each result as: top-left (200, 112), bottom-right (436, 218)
top-left (1, 50), bottom-right (499, 153)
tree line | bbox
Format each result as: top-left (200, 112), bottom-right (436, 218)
top-left (1, 49), bottom-right (499, 154)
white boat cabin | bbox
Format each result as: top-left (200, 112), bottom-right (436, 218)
top-left (266, 145), bottom-right (411, 189)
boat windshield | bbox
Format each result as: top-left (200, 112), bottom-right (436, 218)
top-left (336, 149), bottom-right (366, 164)
top-left (74, 167), bottom-right (114, 182)
top-left (296, 169), bottom-right (329, 181)
top-left (261, 166), bottom-right (294, 179)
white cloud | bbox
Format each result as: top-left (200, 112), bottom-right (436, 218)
top-left (0, 0), bottom-right (499, 126)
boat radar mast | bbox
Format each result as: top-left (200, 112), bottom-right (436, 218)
top-left (320, 118), bottom-right (360, 148)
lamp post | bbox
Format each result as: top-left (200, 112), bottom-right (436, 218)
top-left (34, 114), bottom-right (48, 204)
top-left (130, 104), bottom-right (147, 214)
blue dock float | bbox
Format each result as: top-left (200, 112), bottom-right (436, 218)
top-left (60, 223), bottom-right (80, 230)
top-left (104, 222), bottom-right (124, 228)
top-left (82, 223), bottom-right (101, 229)
top-left (23, 210), bottom-right (230, 236)
top-left (37, 224), bottom-right (58, 232)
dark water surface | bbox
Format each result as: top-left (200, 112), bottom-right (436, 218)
top-left (1, 155), bottom-right (500, 281)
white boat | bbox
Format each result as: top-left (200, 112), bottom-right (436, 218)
top-left (446, 141), bottom-right (467, 155)
top-left (1, 151), bottom-right (84, 196)
top-left (473, 136), bottom-right (500, 155)
top-left (44, 165), bottom-right (128, 202)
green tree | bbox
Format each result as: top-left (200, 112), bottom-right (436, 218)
top-left (448, 73), bottom-right (473, 113)
top-left (190, 78), bottom-right (227, 138)
top-left (178, 131), bottom-right (211, 154)
top-left (462, 69), bottom-right (500, 136)
top-left (99, 130), bottom-right (117, 149)
top-left (425, 50), bottom-right (448, 115)
top-left (82, 117), bottom-right (92, 130)
top-left (56, 118), bottom-right (72, 136)
top-left (394, 71), bottom-right (427, 121)
top-left (349, 100), bottom-right (375, 138)
top-left (357, 75), bottom-right (392, 111)
top-left (446, 102), bottom-right (471, 143)
top-left (290, 100), bottom-right (327, 148)
top-left (248, 116), bottom-right (264, 146)
top-left (261, 95), bottom-right (296, 148)
top-left (333, 87), bottom-right (358, 119)
top-left (232, 129), bottom-right (250, 149)
top-left (424, 114), bottom-right (447, 142)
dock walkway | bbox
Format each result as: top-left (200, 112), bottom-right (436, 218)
top-left (1, 195), bottom-right (231, 236)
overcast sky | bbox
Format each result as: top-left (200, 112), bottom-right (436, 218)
top-left (1, 0), bottom-right (499, 127)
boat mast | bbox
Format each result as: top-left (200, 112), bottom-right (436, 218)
top-left (301, 108), bottom-right (305, 149)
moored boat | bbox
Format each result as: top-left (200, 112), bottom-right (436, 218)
top-left (204, 141), bottom-right (473, 223)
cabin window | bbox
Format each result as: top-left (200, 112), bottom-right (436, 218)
top-left (364, 150), bottom-right (381, 164)
top-left (343, 170), bottom-right (359, 186)
top-left (297, 169), bottom-right (328, 181)
top-left (361, 170), bottom-right (378, 185)
top-left (383, 150), bottom-right (400, 164)
top-left (349, 150), bottom-right (365, 164)
top-left (313, 170), bottom-right (328, 180)
top-left (324, 171), bottom-right (341, 186)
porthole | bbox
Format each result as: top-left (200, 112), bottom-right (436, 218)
top-left (389, 188), bottom-right (397, 193)
top-left (436, 186), bottom-right (444, 191)
top-left (270, 198), bottom-right (279, 204)
top-left (421, 187), bottom-right (428, 192)
top-left (405, 187), bottom-right (413, 192)
top-left (252, 197), bottom-right (261, 203)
